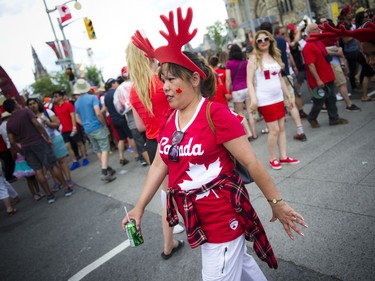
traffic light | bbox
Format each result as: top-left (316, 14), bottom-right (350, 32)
top-left (84, 17), bottom-right (96, 40)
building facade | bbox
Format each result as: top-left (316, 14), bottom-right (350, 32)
top-left (224, 0), bottom-right (373, 41)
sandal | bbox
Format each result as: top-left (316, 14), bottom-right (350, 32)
top-left (261, 128), bottom-right (269, 134)
top-left (7, 208), bottom-right (17, 217)
top-left (161, 240), bottom-right (184, 260)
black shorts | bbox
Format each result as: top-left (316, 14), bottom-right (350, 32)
top-left (112, 117), bottom-right (133, 140)
top-left (146, 138), bottom-right (158, 164)
top-left (62, 129), bottom-right (84, 143)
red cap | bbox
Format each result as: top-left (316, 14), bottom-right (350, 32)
top-left (121, 66), bottom-right (128, 78)
top-left (287, 23), bottom-right (296, 32)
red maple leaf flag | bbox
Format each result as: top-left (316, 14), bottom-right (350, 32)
top-left (57, 5), bottom-right (72, 23)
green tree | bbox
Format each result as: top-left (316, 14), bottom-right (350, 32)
top-left (30, 74), bottom-right (65, 98)
top-left (206, 21), bottom-right (227, 52)
top-left (84, 65), bottom-right (104, 87)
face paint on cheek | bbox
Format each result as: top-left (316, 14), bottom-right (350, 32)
top-left (176, 88), bottom-right (182, 94)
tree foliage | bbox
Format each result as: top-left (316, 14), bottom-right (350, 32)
top-left (206, 21), bottom-right (227, 52)
top-left (84, 65), bottom-right (104, 87)
top-left (29, 65), bottom-right (104, 97)
top-left (30, 74), bottom-right (68, 98)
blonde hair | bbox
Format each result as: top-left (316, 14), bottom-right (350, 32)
top-left (125, 42), bottom-right (156, 115)
top-left (253, 30), bottom-right (284, 70)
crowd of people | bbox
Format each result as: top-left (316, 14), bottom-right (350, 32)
top-left (1, 3), bottom-right (374, 281)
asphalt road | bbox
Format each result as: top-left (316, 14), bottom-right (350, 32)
top-left (1, 90), bottom-right (374, 281)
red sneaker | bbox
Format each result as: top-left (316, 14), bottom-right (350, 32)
top-left (269, 159), bottom-right (282, 170)
top-left (280, 156), bottom-right (300, 165)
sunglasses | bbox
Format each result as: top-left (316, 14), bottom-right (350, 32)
top-left (256, 37), bottom-right (270, 44)
top-left (168, 130), bottom-right (184, 162)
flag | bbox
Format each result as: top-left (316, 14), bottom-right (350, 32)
top-left (0, 66), bottom-right (23, 105)
top-left (57, 5), bottom-right (72, 23)
top-left (46, 41), bottom-right (62, 59)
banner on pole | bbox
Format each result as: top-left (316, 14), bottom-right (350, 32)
top-left (46, 41), bottom-right (62, 59)
top-left (60, 40), bottom-right (71, 58)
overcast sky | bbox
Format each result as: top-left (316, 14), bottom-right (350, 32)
top-left (0, 0), bottom-right (228, 92)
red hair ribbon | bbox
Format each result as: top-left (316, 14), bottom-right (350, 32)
top-left (131, 7), bottom-right (207, 79)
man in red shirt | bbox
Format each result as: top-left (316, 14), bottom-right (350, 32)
top-left (302, 23), bottom-right (348, 128)
top-left (53, 90), bottom-right (88, 170)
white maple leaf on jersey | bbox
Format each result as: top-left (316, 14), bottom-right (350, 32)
top-left (179, 158), bottom-right (222, 200)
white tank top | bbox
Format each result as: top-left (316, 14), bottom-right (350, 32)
top-left (254, 62), bottom-right (283, 106)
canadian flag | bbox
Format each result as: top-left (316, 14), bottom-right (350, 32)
top-left (57, 5), bottom-right (72, 23)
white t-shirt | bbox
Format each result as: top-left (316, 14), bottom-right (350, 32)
top-left (0, 121), bottom-right (10, 149)
top-left (37, 109), bottom-right (60, 138)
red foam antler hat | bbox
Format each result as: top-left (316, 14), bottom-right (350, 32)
top-left (131, 7), bottom-right (207, 79)
top-left (307, 21), bottom-right (375, 43)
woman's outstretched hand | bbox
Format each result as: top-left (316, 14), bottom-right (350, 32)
top-left (269, 202), bottom-right (308, 240)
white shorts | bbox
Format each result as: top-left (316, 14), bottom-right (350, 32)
top-left (232, 88), bottom-right (250, 103)
top-left (0, 176), bottom-right (18, 200)
top-left (201, 234), bottom-right (267, 281)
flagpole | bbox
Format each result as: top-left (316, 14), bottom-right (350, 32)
top-left (58, 18), bottom-right (80, 79)
top-left (43, 0), bottom-right (64, 69)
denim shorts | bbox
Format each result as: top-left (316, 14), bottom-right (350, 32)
top-left (52, 134), bottom-right (68, 159)
top-left (87, 127), bottom-right (110, 153)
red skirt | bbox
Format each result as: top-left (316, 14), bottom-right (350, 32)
top-left (258, 101), bottom-right (285, 122)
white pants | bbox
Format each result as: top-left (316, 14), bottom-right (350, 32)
top-left (0, 176), bottom-right (18, 200)
top-left (201, 235), bottom-right (267, 281)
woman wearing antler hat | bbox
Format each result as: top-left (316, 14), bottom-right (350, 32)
top-left (122, 7), bottom-right (307, 280)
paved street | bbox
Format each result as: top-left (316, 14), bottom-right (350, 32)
top-left (1, 94), bottom-right (374, 281)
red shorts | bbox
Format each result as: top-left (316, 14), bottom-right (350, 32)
top-left (258, 101), bottom-right (285, 122)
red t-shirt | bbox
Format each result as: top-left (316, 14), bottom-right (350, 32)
top-left (302, 41), bottom-right (335, 89)
top-left (210, 83), bottom-right (229, 106)
top-left (53, 101), bottom-right (75, 132)
top-left (129, 75), bottom-right (170, 140)
top-left (215, 68), bottom-right (226, 86)
top-left (158, 99), bottom-right (246, 243)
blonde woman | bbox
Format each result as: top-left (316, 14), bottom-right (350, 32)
top-left (247, 30), bottom-right (300, 170)
top-left (126, 42), bottom-right (185, 259)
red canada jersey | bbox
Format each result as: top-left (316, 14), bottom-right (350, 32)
top-left (159, 98), bottom-right (246, 243)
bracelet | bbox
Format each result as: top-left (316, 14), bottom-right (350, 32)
top-left (267, 198), bottom-right (283, 204)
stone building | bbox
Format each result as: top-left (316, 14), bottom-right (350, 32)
top-left (224, 0), bottom-right (373, 41)
top-left (31, 46), bottom-right (49, 81)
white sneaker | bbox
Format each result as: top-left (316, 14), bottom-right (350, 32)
top-left (336, 93), bottom-right (343, 101)
top-left (173, 224), bottom-right (185, 234)
top-left (347, 92), bottom-right (352, 97)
